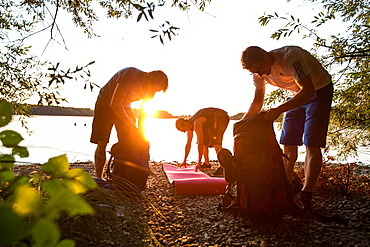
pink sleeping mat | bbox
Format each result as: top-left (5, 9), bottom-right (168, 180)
top-left (162, 163), bottom-right (228, 195)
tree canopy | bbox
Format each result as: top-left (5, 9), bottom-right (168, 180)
top-left (2, 0), bottom-right (369, 160)
top-left (259, 0), bottom-right (370, 160)
top-left (0, 0), bottom-right (211, 114)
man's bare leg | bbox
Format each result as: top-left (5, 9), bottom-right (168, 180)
top-left (303, 145), bottom-right (323, 192)
top-left (94, 141), bottom-right (108, 178)
top-left (282, 145), bottom-right (298, 183)
top-left (203, 145), bottom-right (210, 164)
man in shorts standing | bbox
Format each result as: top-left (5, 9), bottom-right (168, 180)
top-left (90, 67), bottom-right (168, 178)
top-left (240, 46), bottom-right (333, 210)
top-left (175, 107), bottom-right (230, 173)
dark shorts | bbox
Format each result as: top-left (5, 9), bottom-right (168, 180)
top-left (204, 112), bottom-right (230, 147)
top-left (280, 82), bottom-right (333, 147)
top-left (90, 96), bottom-right (134, 144)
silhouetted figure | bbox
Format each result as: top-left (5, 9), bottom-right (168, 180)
top-left (90, 67), bottom-right (168, 178)
top-left (240, 46), bottom-right (333, 210)
top-left (176, 107), bottom-right (229, 174)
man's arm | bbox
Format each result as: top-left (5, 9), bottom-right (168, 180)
top-left (110, 83), bottom-right (137, 128)
top-left (265, 74), bottom-right (315, 121)
top-left (242, 87), bottom-right (265, 120)
top-left (180, 131), bottom-right (193, 167)
top-left (193, 116), bottom-right (206, 168)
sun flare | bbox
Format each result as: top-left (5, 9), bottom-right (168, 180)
top-left (142, 100), bottom-right (159, 117)
top-left (136, 100), bottom-right (160, 141)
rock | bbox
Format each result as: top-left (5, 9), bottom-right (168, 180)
top-left (260, 240), bottom-right (269, 247)
top-left (13, 161), bottom-right (370, 247)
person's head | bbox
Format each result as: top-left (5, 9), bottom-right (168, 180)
top-left (175, 118), bottom-right (193, 132)
top-left (145, 70), bottom-right (168, 99)
top-left (241, 46), bottom-right (273, 76)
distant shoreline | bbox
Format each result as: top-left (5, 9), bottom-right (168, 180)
top-left (29, 105), bottom-right (94, 116)
top-left (26, 105), bottom-right (244, 119)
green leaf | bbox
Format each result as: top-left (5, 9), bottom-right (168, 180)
top-left (45, 190), bottom-right (94, 218)
top-left (43, 154), bottom-right (70, 176)
top-left (64, 168), bottom-right (97, 186)
top-left (12, 146), bottom-right (29, 158)
top-left (148, 9), bottom-right (154, 19)
top-left (32, 218), bottom-right (60, 247)
top-left (13, 184), bottom-right (42, 217)
top-left (0, 206), bottom-right (31, 245)
top-left (63, 168), bottom-right (85, 178)
top-left (63, 171), bottom-right (97, 194)
top-left (56, 239), bottom-right (76, 247)
top-left (0, 100), bottom-right (13, 128)
top-left (137, 12), bottom-right (143, 22)
top-left (0, 170), bottom-right (15, 182)
top-left (42, 179), bottom-right (66, 196)
top-left (6, 176), bottom-right (29, 196)
top-left (30, 172), bottom-right (42, 185)
top-left (0, 130), bottom-right (24, 147)
top-left (0, 154), bottom-right (15, 169)
top-left (63, 168), bottom-right (98, 193)
top-left (133, 3), bottom-right (144, 10)
top-left (143, 12), bottom-right (149, 21)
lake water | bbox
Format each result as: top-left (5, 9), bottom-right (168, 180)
top-left (1, 115), bottom-right (369, 165)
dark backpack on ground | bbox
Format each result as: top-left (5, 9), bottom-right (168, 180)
top-left (105, 134), bottom-right (150, 192)
top-left (218, 112), bottom-right (298, 224)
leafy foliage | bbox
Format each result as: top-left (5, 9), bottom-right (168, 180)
top-left (0, 99), bottom-right (98, 247)
top-left (1, 0), bottom-right (98, 112)
top-left (1, 0), bottom-right (212, 115)
top-left (58, 178), bottom-right (161, 246)
top-left (259, 0), bottom-right (370, 160)
top-left (0, 41), bottom-right (96, 113)
top-left (296, 161), bottom-right (370, 198)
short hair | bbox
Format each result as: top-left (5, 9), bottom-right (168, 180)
top-left (175, 118), bottom-right (187, 131)
top-left (147, 70), bottom-right (168, 92)
top-left (241, 46), bottom-right (264, 70)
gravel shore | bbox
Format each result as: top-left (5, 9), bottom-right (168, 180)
top-left (13, 161), bottom-right (370, 247)
top-left (141, 161), bottom-right (370, 247)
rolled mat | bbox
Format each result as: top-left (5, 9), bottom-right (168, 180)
top-left (162, 164), bottom-right (228, 195)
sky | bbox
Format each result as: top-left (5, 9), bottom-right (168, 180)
top-left (29, 0), bottom-right (321, 117)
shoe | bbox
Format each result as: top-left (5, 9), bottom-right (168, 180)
top-left (295, 191), bottom-right (312, 212)
top-left (290, 176), bottom-right (303, 196)
top-left (221, 192), bottom-right (235, 209)
top-left (213, 166), bottom-right (224, 176)
top-left (291, 173), bottom-right (303, 193)
top-left (201, 163), bottom-right (211, 169)
top-left (217, 148), bottom-right (238, 183)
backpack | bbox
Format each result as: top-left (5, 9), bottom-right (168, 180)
top-left (105, 133), bottom-right (150, 192)
top-left (218, 112), bottom-right (297, 224)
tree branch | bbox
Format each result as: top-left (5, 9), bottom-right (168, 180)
top-left (50, 0), bottom-right (60, 40)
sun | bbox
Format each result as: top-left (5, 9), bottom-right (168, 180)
top-left (134, 99), bottom-right (167, 141)
top-left (137, 100), bottom-right (161, 142)
top-left (142, 100), bottom-right (158, 117)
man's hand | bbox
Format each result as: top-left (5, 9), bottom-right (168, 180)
top-left (179, 162), bottom-right (187, 168)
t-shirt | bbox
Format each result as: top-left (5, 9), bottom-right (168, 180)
top-left (253, 46), bottom-right (332, 95)
top-left (189, 108), bottom-right (227, 131)
top-left (99, 67), bottom-right (147, 103)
